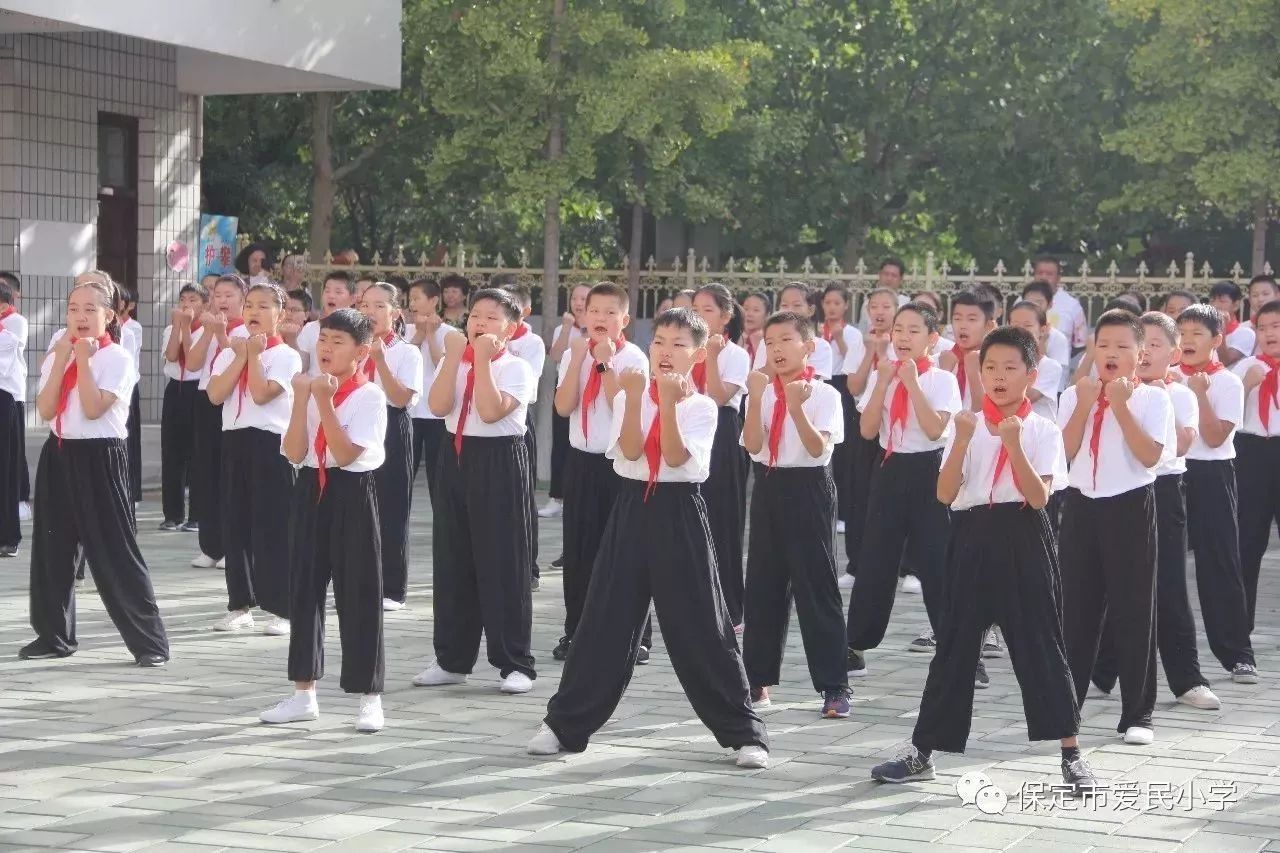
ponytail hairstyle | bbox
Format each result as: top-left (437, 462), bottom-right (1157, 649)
top-left (71, 270), bottom-right (122, 343)
top-left (363, 281), bottom-right (407, 338)
top-left (694, 283), bottom-right (743, 342)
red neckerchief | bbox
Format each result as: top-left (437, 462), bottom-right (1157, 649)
top-left (213, 317), bottom-right (245, 363)
top-left (1259, 355), bottom-right (1280, 432)
top-left (883, 357), bottom-right (934, 460)
top-left (234, 336), bottom-right (285, 420)
top-left (580, 336), bottom-right (626, 440)
top-left (822, 321), bottom-right (842, 343)
top-left (454, 343), bottom-right (506, 457)
top-left (511, 323), bottom-right (531, 341)
top-left (177, 319), bottom-right (203, 381)
top-left (0, 306), bottom-right (15, 321)
top-left (1225, 317), bottom-right (1240, 336)
top-left (952, 345), bottom-right (973, 401)
top-left (743, 336), bottom-right (757, 365)
top-left (1179, 361), bottom-right (1224, 377)
top-left (982, 395), bottom-right (1033, 505)
top-left (314, 371), bottom-right (368, 498)
top-left (643, 380), bottom-right (664, 501)
top-left (691, 337), bottom-right (727, 393)
top-left (54, 334), bottom-right (113, 443)
top-left (362, 332), bottom-right (399, 381)
top-left (1089, 395), bottom-right (1110, 489)
top-left (768, 367), bottom-right (817, 468)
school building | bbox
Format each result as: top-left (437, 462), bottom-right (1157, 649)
top-left (0, 0), bottom-right (400, 421)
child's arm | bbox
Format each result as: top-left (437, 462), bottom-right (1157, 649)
top-left (1218, 342), bottom-right (1245, 367)
top-left (594, 339), bottom-right (626, 411)
top-left (35, 342), bottom-right (73, 422)
top-left (616, 369), bottom-right (647, 461)
top-left (1000, 418), bottom-right (1051, 509)
top-left (549, 314), bottom-right (576, 361)
top-left (1108, 379), bottom-right (1164, 467)
top-left (1060, 380), bottom-right (1099, 458)
top-left (1071, 337), bottom-right (1096, 384)
top-left (1187, 373), bottom-right (1236, 448)
top-left (73, 340), bottom-right (119, 420)
top-left (846, 341), bottom-right (877, 397)
top-left (282, 375), bottom-right (312, 464)
top-left (313, 377), bottom-right (364, 468)
top-left (740, 371), bottom-right (768, 455)
top-left (371, 339), bottom-right (414, 408)
top-left (185, 312), bottom-right (222, 366)
top-left (428, 333), bottom-right (466, 417)
top-left (205, 342), bottom-right (247, 405)
top-left (470, 335), bottom-right (521, 423)
top-left (656, 374), bottom-right (692, 467)
top-left (901, 361), bottom-right (949, 440)
top-left (702, 336), bottom-right (739, 407)
top-left (936, 411), bottom-right (975, 504)
top-left (554, 336), bottom-right (589, 417)
top-left (859, 360), bottom-right (897, 439)
top-left (163, 313), bottom-right (186, 364)
top-left (785, 380), bottom-right (827, 458)
top-left (962, 350), bottom-right (984, 412)
top-left (247, 338), bottom-right (286, 405)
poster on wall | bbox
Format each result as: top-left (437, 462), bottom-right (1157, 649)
top-left (198, 214), bottom-right (238, 278)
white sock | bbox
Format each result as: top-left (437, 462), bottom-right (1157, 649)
top-left (296, 688), bottom-right (316, 698)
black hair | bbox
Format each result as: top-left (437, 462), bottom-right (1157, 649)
top-left (409, 276), bottom-right (441, 300)
top-left (880, 257), bottom-right (905, 276)
top-left (911, 291), bottom-right (942, 312)
top-left (980, 325), bottom-right (1038, 371)
top-left (440, 273), bottom-right (472, 295)
top-left (764, 310), bottom-right (815, 342)
top-left (741, 291), bottom-right (773, 314)
top-left (779, 282), bottom-right (819, 331)
top-left (287, 287), bottom-right (313, 313)
top-left (1120, 290), bottom-right (1146, 310)
top-left (355, 271), bottom-right (379, 285)
top-left (1104, 295), bottom-right (1142, 315)
top-left (1256, 300), bottom-right (1280, 322)
top-left (235, 242), bottom-right (274, 275)
top-left (1177, 303), bottom-right (1223, 337)
top-left (247, 281), bottom-right (287, 310)
top-left (215, 273), bottom-right (249, 297)
top-left (385, 274), bottom-right (410, 296)
top-left (821, 284), bottom-right (851, 305)
top-left (1249, 274), bottom-right (1278, 290)
top-left (653, 307), bottom-right (709, 347)
top-left (587, 281), bottom-right (630, 312)
top-left (0, 280), bottom-right (15, 306)
top-left (362, 281), bottom-right (407, 337)
top-left (498, 280), bottom-right (533, 310)
top-left (1032, 254), bottom-right (1061, 274)
top-left (951, 290), bottom-right (995, 322)
top-left (1162, 290), bottom-right (1197, 311)
top-left (695, 283), bottom-right (743, 340)
top-left (323, 269), bottom-right (355, 293)
top-left (1094, 308), bottom-right (1144, 344)
top-left (1139, 311), bottom-right (1178, 346)
top-left (1008, 299), bottom-right (1047, 327)
top-left (896, 301), bottom-right (941, 334)
top-left (468, 287), bottom-right (522, 323)
top-left (970, 282), bottom-right (1004, 316)
top-left (1209, 280), bottom-right (1244, 302)
top-left (179, 282), bottom-right (209, 303)
top-left (1021, 280), bottom-right (1054, 305)
top-left (0, 271), bottom-right (19, 293)
top-left (488, 272), bottom-right (519, 288)
top-left (319, 307), bottom-right (373, 346)
top-left (71, 272), bottom-right (122, 343)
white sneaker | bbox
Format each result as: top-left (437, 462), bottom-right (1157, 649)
top-left (355, 694), bottom-right (384, 732)
top-left (527, 723), bottom-right (563, 755)
top-left (501, 671), bottom-right (534, 694)
top-left (18, 502), bottom-right (31, 522)
top-left (412, 662), bottom-right (468, 687)
top-left (382, 598), bottom-right (405, 612)
top-left (836, 520), bottom-right (846, 534)
top-left (736, 745), bottom-right (769, 769)
top-left (216, 557), bottom-right (225, 569)
top-left (1177, 685), bottom-right (1221, 710)
top-left (213, 610), bottom-right (254, 632)
top-left (1123, 726), bottom-right (1155, 746)
top-left (838, 573), bottom-right (856, 591)
top-left (537, 498), bottom-right (563, 518)
top-left (262, 616), bottom-right (290, 636)
top-left (191, 553), bottom-right (216, 568)
top-left (900, 575), bottom-right (923, 595)
top-left (259, 691), bottom-right (319, 724)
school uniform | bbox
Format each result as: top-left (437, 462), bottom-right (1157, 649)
top-left (741, 373), bottom-right (847, 695)
top-left (27, 338), bottom-right (169, 660)
top-left (1030, 355), bottom-right (1063, 422)
top-left (409, 324), bottom-right (456, 502)
top-left (543, 384), bottom-right (769, 753)
top-left (1050, 288), bottom-right (1088, 351)
top-left (296, 320), bottom-right (322, 377)
top-left (1094, 381), bottom-right (1211, 699)
top-left (914, 405), bottom-right (1078, 753)
top-left (193, 321), bottom-right (250, 562)
top-left (1180, 367), bottom-right (1256, 671)
top-left (287, 376), bottom-right (387, 693)
top-left (1224, 319), bottom-right (1256, 359)
top-left (433, 349), bottom-right (536, 679)
top-left (507, 323), bottom-right (547, 581)
top-left (1233, 354), bottom-right (1280, 630)
top-left (211, 342), bottom-right (300, 618)
top-left (159, 323), bottom-right (201, 525)
top-left (841, 344), bottom-right (884, 580)
top-left (846, 362), bottom-right (961, 651)
top-left (548, 325), bottom-right (587, 501)
top-left (1046, 327), bottom-right (1071, 384)
top-left (754, 335), bottom-right (834, 379)
top-left (557, 340), bottom-right (648, 643)
top-left (824, 325), bottom-right (862, 524)
top-left (0, 307), bottom-right (27, 550)
top-left (1057, 382), bottom-right (1172, 733)
top-left (122, 318), bottom-right (143, 502)
top-left (365, 334), bottom-right (424, 605)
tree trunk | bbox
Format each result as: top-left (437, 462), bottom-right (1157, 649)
top-left (308, 92), bottom-right (336, 262)
top-left (536, 0), bottom-right (566, 483)
top-left (627, 160), bottom-right (645, 317)
top-left (1252, 198), bottom-right (1269, 275)
top-left (841, 230), bottom-right (865, 275)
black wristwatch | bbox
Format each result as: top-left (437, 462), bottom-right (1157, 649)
top-left (595, 362), bottom-right (610, 375)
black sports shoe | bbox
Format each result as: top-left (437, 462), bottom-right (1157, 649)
top-left (136, 654), bottom-right (168, 668)
top-left (531, 576), bottom-right (541, 592)
top-left (1232, 662), bottom-right (1260, 684)
top-left (552, 636), bottom-right (571, 661)
top-left (871, 747), bottom-right (935, 783)
top-left (158, 521), bottom-right (182, 532)
top-left (846, 648), bottom-right (867, 678)
top-left (974, 660), bottom-right (990, 690)
top-left (636, 646), bottom-right (650, 665)
top-left (549, 554), bottom-right (565, 570)
top-left (1062, 755), bottom-right (1102, 795)
top-left (180, 521), bottom-right (199, 533)
top-left (19, 640), bottom-right (68, 660)
top-left (909, 629), bottom-right (936, 653)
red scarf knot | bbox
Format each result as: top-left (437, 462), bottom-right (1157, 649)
top-left (580, 336), bottom-right (626, 440)
top-left (234, 335), bottom-right (284, 421)
top-left (511, 323), bottom-right (531, 341)
top-left (362, 332), bottom-right (399, 381)
top-left (883, 357), bottom-right (934, 460)
top-left (453, 344), bottom-right (507, 458)
top-left (54, 333), bottom-right (113, 443)
top-left (982, 395), bottom-right (1033, 505)
top-left (1225, 317), bottom-right (1240, 336)
top-left (822, 321), bottom-right (842, 343)
top-left (0, 305), bottom-right (15, 321)
top-left (643, 380), bottom-right (664, 501)
top-left (1259, 355), bottom-right (1280, 432)
top-left (1179, 361), bottom-right (1223, 377)
top-left (952, 345), bottom-right (973, 401)
top-left (767, 367), bottom-right (817, 468)
top-left (314, 371), bottom-right (368, 498)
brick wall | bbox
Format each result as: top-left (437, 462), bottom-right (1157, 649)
top-left (0, 30), bottom-right (201, 423)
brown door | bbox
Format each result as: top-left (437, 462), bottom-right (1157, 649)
top-left (96, 113), bottom-right (138, 290)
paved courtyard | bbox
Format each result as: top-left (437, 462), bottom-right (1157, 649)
top-left (3, 430), bottom-right (1280, 852)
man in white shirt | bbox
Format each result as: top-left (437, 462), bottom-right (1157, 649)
top-left (1034, 256), bottom-right (1088, 357)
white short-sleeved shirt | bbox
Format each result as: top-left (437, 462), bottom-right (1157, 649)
top-left (1152, 381), bottom-right (1198, 476)
top-left (1058, 382), bottom-right (1172, 498)
top-left (743, 378), bottom-right (843, 467)
top-left (558, 342), bottom-right (648, 453)
top-left (607, 388), bottom-right (717, 483)
top-left (550, 323), bottom-right (588, 350)
top-left (506, 325), bottom-right (547, 404)
top-left (1030, 356), bottom-right (1062, 422)
top-left (410, 325), bottom-right (460, 420)
top-left (839, 332), bottom-right (868, 376)
top-left (198, 323), bottom-right (251, 391)
top-left (1050, 288), bottom-right (1088, 350)
top-left (702, 339), bottom-right (750, 409)
top-left (865, 366), bottom-right (962, 453)
top-left (754, 336), bottom-right (833, 379)
top-left (293, 381), bottom-right (387, 471)
top-left (297, 320), bottom-right (321, 377)
top-left (212, 344), bottom-right (301, 433)
top-left (442, 350), bottom-right (534, 437)
top-left (38, 342), bottom-right (137, 440)
top-left (823, 326), bottom-right (861, 376)
top-left (1225, 322), bottom-right (1256, 358)
top-left (0, 311), bottom-right (28, 402)
top-left (123, 318), bottom-right (143, 365)
top-left (945, 412), bottom-right (1068, 510)
top-left (367, 337), bottom-right (424, 411)
top-left (160, 325), bottom-right (202, 383)
top-left (1232, 356), bottom-right (1280, 437)
top-left (1183, 368), bottom-right (1243, 460)
top-left (1045, 327), bottom-right (1071, 380)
